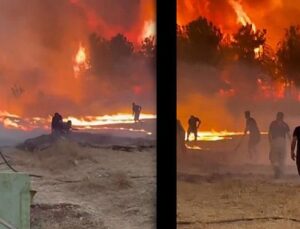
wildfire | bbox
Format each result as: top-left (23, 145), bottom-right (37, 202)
top-left (186, 130), bottom-right (268, 141)
top-left (228, 0), bottom-right (256, 31)
top-left (228, 0), bottom-right (263, 58)
top-left (75, 44), bottom-right (86, 64)
top-left (67, 113), bottom-right (156, 126)
top-left (186, 130), bottom-right (244, 141)
top-left (0, 112), bottom-right (156, 132)
top-left (141, 20), bottom-right (156, 41)
top-left (73, 43), bottom-right (90, 78)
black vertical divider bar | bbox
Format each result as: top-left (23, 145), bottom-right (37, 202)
top-left (156, 0), bottom-right (177, 228)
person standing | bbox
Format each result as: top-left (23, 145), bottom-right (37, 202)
top-left (132, 102), bottom-right (142, 122)
top-left (269, 112), bottom-right (291, 178)
top-left (244, 111), bottom-right (261, 161)
top-left (291, 124), bottom-right (300, 176)
top-left (186, 115), bottom-right (201, 142)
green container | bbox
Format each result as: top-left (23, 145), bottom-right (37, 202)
top-left (0, 172), bottom-right (30, 229)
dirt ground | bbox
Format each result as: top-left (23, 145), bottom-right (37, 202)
top-left (177, 136), bottom-right (300, 229)
top-left (0, 138), bottom-right (156, 229)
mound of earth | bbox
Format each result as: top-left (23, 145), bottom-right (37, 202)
top-left (16, 132), bottom-right (156, 152)
top-left (3, 128), bottom-right (156, 228)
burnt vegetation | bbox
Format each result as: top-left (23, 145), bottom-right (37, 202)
top-left (177, 16), bottom-right (300, 86)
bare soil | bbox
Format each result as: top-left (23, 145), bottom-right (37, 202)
top-left (177, 136), bottom-right (300, 229)
top-left (1, 138), bottom-right (156, 229)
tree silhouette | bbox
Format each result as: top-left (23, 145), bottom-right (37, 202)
top-left (89, 33), bottom-right (135, 75)
top-left (89, 33), bottom-right (110, 75)
top-left (277, 25), bottom-right (300, 86)
top-left (232, 24), bottom-right (266, 63)
top-left (177, 17), bottom-right (223, 64)
top-left (110, 33), bottom-right (134, 61)
top-left (140, 36), bottom-right (156, 59)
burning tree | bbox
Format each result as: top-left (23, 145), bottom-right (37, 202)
top-left (277, 25), bottom-right (300, 86)
top-left (140, 36), bottom-right (156, 59)
top-left (231, 24), bottom-right (266, 63)
top-left (177, 17), bottom-right (223, 65)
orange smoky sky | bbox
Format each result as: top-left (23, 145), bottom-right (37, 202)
top-left (177, 0), bottom-right (300, 48)
top-left (0, 0), bottom-right (156, 118)
top-left (177, 0), bottom-right (300, 132)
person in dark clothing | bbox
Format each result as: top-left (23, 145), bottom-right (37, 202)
top-left (269, 112), bottom-right (291, 178)
top-left (51, 112), bottom-right (63, 134)
top-left (132, 102), bottom-right (142, 122)
top-left (291, 125), bottom-right (300, 176)
top-left (61, 120), bottom-right (73, 134)
top-left (244, 111), bottom-right (261, 161)
top-left (187, 115), bottom-right (201, 142)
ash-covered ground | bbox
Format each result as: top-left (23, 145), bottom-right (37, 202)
top-left (0, 119), bottom-right (156, 229)
top-left (178, 135), bottom-right (300, 229)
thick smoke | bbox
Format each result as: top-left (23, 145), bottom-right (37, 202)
top-left (177, 61), bottom-right (300, 132)
top-left (0, 0), bottom-right (155, 117)
top-left (177, 0), bottom-right (300, 132)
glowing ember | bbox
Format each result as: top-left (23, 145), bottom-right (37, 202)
top-left (185, 144), bottom-right (202, 150)
top-left (254, 45), bottom-right (263, 59)
top-left (76, 44), bottom-right (86, 64)
top-left (256, 78), bottom-right (290, 100)
top-left (73, 42), bottom-right (90, 78)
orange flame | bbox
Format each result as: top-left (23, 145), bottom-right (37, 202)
top-left (228, 0), bottom-right (256, 32)
top-left (228, 0), bottom-right (263, 58)
top-left (140, 20), bottom-right (156, 41)
top-left (75, 43), bottom-right (86, 64)
top-left (0, 111), bottom-right (156, 133)
top-left (73, 43), bottom-right (90, 78)
top-left (186, 130), bottom-right (268, 141)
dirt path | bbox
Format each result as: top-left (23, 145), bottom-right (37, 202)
top-left (177, 148), bottom-right (300, 229)
top-left (1, 139), bottom-right (156, 229)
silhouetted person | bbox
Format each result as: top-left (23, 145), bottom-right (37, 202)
top-left (51, 112), bottom-right (63, 134)
top-left (244, 111), bottom-right (261, 161)
top-left (187, 115), bottom-right (201, 141)
top-left (132, 102), bottom-right (142, 122)
top-left (291, 124), bottom-right (300, 176)
top-left (269, 112), bottom-right (291, 178)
